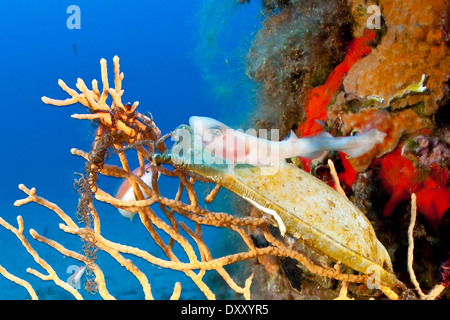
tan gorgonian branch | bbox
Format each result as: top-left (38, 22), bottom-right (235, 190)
top-left (328, 159), bottom-right (347, 199)
top-left (407, 193), bottom-right (426, 298)
top-left (407, 193), bottom-right (448, 300)
top-left (29, 229), bottom-right (115, 300)
top-left (205, 184), bottom-right (222, 203)
top-left (0, 264), bottom-right (37, 300)
top-left (0, 215), bottom-right (83, 300)
top-left (170, 282), bottom-right (182, 300)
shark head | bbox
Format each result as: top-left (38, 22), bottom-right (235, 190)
top-left (189, 116), bottom-right (228, 140)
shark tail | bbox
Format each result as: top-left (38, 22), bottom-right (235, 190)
top-left (334, 129), bottom-right (386, 158)
top-left (294, 129), bottom-right (386, 159)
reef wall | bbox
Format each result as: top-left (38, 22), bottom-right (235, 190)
top-left (240, 0), bottom-right (449, 299)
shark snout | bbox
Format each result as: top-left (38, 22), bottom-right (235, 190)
top-left (189, 116), bottom-right (204, 134)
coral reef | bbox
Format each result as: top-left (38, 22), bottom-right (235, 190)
top-left (408, 135), bottom-right (450, 169)
top-left (1, 0), bottom-right (449, 300)
top-left (344, 0), bottom-right (450, 116)
top-left (0, 56), bottom-right (405, 300)
top-left (246, 0), bottom-right (354, 138)
top-left (339, 108), bottom-right (434, 172)
top-left (297, 30), bottom-right (376, 139)
top-left (238, 0), bottom-right (449, 300)
top-left (374, 147), bottom-right (450, 228)
top-left (324, 0), bottom-right (449, 255)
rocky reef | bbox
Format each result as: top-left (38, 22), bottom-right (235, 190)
top-left (246, 0), bottom-right (354, 138)
top-left (241, 0), bottom-right (449, 300)
top-left (343, 0), bottom-right (450, 116)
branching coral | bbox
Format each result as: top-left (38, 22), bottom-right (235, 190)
top-left (0, 56), bottom-right (383, 300)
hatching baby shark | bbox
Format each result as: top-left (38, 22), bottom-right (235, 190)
top-left (189, 116), bottom-right (386, 167)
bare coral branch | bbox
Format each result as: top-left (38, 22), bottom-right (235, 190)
top-left (0, 216), bottom-right (83, 300)
top-left (0, 264), bottom-right (38, 300)
top-left (407, 193), bottom-right (448, 300)
top-left (328, 159), bottom-right (347, 199)
top-left (407, 193), bottom-right (426, 298)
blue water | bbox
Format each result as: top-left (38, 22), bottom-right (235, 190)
top-left (0, 0), bottom-right (261, 299)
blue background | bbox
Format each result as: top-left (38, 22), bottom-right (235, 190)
top-left (0, 0), bottom-right (261, 299)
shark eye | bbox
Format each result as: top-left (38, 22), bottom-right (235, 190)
top-left (208, 127), bottom-right (223, 137)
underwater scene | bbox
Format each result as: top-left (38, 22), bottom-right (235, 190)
top-left (0, 0), bottom-right (448, 301)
